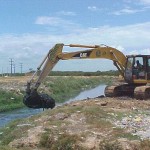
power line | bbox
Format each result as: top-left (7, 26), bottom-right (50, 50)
top-left (9, 58), bottom-right (13, 76)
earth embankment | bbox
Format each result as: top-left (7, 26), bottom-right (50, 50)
top-left (0, 76), bottom-right (150, 150)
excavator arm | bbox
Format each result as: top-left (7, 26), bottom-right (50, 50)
top-left (58, 44), bottom-right (126, 77)
top-left (23, 43), bottom-right (127, 109)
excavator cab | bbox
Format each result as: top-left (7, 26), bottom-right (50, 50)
top-left (125, 55), bottom-right (150, 84)
top-left (106, 55), bottom-right (150, 99)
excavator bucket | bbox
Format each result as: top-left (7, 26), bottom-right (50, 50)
top-left (23, 90), bottom-right (55, 109)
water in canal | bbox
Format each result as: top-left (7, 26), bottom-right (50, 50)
top-left (0, 84), bottom-right (106, 127)
top-left (66, 84), bottom-right (106, 103)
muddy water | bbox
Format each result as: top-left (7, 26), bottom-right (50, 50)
top-left (0, 84), bottom-right (106, 127)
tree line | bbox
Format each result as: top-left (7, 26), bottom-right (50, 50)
top-left (49, 70), bottom-right (119, 76)
top-left (0, 70), bottom-right (119, 77)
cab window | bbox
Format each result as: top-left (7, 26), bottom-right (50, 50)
top-left (126, 57), bottom-right (133, 70)
top-left (147, 58), bottom-right (150, 79)
top-left (133, 57), bottom-right (145, 79)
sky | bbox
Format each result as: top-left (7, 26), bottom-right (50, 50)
top-left (0, 0), bottom-right (150, 73)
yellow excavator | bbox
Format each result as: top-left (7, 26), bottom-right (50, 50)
top-left (23, 43), bottom-right (150, 109)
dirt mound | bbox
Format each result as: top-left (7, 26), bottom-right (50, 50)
top-left (7, 97), bottom-right (150, 150)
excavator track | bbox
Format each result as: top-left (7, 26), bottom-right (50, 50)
top-left (105, 84), bottom-right (136, 98)
top-left (134, 86), bottom-right (150, 100)
top-left (105, 85), bottom-right (120, 97)
top-left (105, 84), bottom-right (150, 100)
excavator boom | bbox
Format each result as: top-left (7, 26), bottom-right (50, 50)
top-left (23, 43), bottom-right (127, 109)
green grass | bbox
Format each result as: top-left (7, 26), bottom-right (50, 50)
top-left (139, 139), bottom-right (150, 150)
top-left (112, 127), bottom-right (139, 140)
top-left (99, 140), bottom-right (123, 150)
top-left (83, 105), bottom-right (113, 128)
top-left (0, 76), bottom-right (112, 112)
top-left (0, 90), bottom-right (24, 112)
top-left (0, 120), bottom-right (20, 145)
top-left (0, 145), bottom-right (17, 150)
top-left (39, 130), bottom-right (85, 150)
top-left (44, 76), bottom-right (112, 102)
top-left (0, 117), bottom-right (35, 146)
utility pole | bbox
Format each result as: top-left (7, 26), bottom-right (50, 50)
top-left (13, 63), bottom-right (15, 75)
top-left (20, 63), bottom-right (23, 74)
top-left (9, 58), bottom-right (13, 76)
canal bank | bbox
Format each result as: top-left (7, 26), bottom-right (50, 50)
top-left (1, 97), bottom-right (150, 150)
top-left (0, 84), bottom-right (106, 127)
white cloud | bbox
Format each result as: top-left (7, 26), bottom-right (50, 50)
top-left (112, 0), bottom-right (150, 16)
top-left (35, 16), bottom-right (79, 33)
top-left (88, 6), bottom-right (100, 11)
top-left (56, 11), bottom-right (76, 16)
top-left (68, 22), bottom-right (150, 51)
top-left (112, 6), bottom-right (144, 15)
top-left (0, 22), bottom-right (150, 72)
top-left (35, 16), bottom-right (63, 26)
top-left (142, 48), bottom-right (150, 53)
top-left (139, 0), bottom-right (150, 5)
top-left (123, 0), bottom-right (150, 6)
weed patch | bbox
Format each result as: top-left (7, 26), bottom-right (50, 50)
top-left (0, 145), bottom-right (16, 150)
top-left (83, 105), bottom-right (113, 128)
top-left (0, 118), bottom-right (33, 145)
top-left (112, 127), bottom-right (139, 140)
top-left (39, 130), bottom-right (84, 150)
top-left (139, 139), bottom-right (150, 150)
top-left (0, 76), bottom-right (111, 111)
top-left (99, 140), bottom-right (123, 150)
top-left (44, 76), bottom-right (111, 102)
top-left (0, 90), bottom-right (23, 112)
